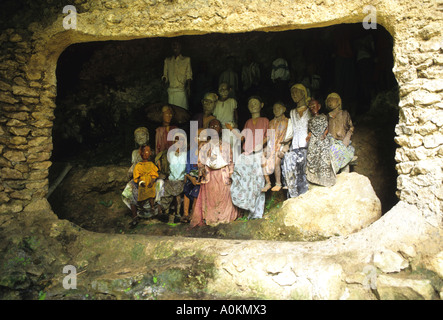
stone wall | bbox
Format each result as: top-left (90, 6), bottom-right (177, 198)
top-left (393, 17), bottom-right (443, 226)
top-left (0, 0), bottom-right (442, 228)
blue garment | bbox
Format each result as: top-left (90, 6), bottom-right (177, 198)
top-left (184, 150), bottom-right (200, 199)
top-left (186, 150), bottom-right (199, 175)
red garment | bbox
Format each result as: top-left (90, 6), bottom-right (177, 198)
top-left (155, 125), bottom-right (178, 154)
top-left (190, 168), bottom-right (238, 227)
top-left (242, 117), bottom-right (269, 154)
top-left (190, 140), bottom-right (238, 227)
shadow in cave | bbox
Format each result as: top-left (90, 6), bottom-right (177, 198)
top-left (48, 23), bottom-right (399, 239)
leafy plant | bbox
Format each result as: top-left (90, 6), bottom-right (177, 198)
top-left (99, 200), bottom-right (113, 207)
top-left (38, 291), bottom-right (46, 300)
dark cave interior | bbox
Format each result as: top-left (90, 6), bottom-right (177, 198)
top-left (53, 23), bottom-right (397, 164)
top-left (49, 23), bottom-right (400, 228)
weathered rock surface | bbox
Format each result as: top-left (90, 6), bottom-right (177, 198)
top-left (373, 249), bottom-right (409, 273)
top-left (279, 173), bottom-right (382, 238)
top-left (0, 0), bottom-right (442, 301)
top-left (376, 274), bottom-right (438, 300)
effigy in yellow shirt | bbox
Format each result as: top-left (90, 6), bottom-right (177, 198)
top-left (133, 161), bottom-right (159, 202)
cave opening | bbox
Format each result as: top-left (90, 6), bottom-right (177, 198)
top-left (49, 23), bottom-right (399, 238)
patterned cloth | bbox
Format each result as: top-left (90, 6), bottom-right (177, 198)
top-left (281, 107), bottom-right (311, 198)
top-left (230, 152), bottom-right (266, 219)
top-left (121, 180), bottom-right (140, 209)
top-left (329, 136), bottom-right (355, 173)
top-left (160, 150), bottom-right (186, 211)
top-left (160, 179), bottom-right (185, 211)
top-left (183, 179), bottom-right (200, 199)
top-left (190, 140), bottom-right (238, 227)
top-left (122, 176), bottom-right (164, 215)
top-left (281, 148), bottom-right (308, 198)
top-left (306, 114), bottom-right (336, 187)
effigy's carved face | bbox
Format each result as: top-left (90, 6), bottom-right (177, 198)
top-left (141, 145), bottom-right (152, 160)
top-left (308, 101), bottom-right (321, 115)
top-left (202, 94), bottom-right (217, 113)
top-left (326, 97), bottom-right (340, 111)
top-left (291, 87), bottom-right (304, 103)
top-left (218, 83), bottom-right (230, 100)
top-left (162, 107), bottom-right (173, 124)
top-left (273, 103), bottom-right (286, 118)
top-left (208, 119), bottom-right (222, 135)
top-left (248, 98), bottom-right (263, 114)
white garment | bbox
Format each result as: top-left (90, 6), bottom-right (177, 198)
top-left (167, 87), bottom-right (188, 110)
top-left (163, 54), bottom-right (192, 89)
top-left (163, 54), bottom-right (192, 109)
top-left (167, 151), bottom-right (187, 181)
top-left (284, 108), bottom-right (312, 149)
top-left (200, 141), bottom-right (229, 170)
top-left (213, 98), bottom-right (237, 128)
top-left (271, 58), bottom-right (290, 81)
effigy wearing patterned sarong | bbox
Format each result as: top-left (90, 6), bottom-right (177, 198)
top-left (230, 152), bottom-right (265, 219)
top-left (281, 148), bottom-right (308, 198)
top-left (306, 115), bottom-right (336, 187)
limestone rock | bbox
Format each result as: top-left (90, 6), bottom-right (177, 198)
top-left (427, 251), bottom-right (443, 278)
top-left (376, 274), bottom-right (437, 300)
top-left (272, 269), bottom-right (297, 286)
top-left (12, 85), bottom-right (39, 97)
top-left (23, 198), bottom-right (52, 212)
top-left (3, 150), bottom-right (26, 162)
top-left (373, 249), bottom-right (409, 273)
top-left (279, 172), bottom-right (382, 237)
top-left (0, 202), bottom-right (23, 214)
top-left (1, 167), bottom-right (23, 179)
top-left (57, 165), bottom-right (129, 199)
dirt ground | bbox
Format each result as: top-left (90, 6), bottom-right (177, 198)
top-left (48, 166), bottom-right (300, 240)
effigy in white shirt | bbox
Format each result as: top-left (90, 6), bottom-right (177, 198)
top-left (167, 150), bottom-right (187, 181)
top-left (213, 98), bottom-right (237, 128)
top-left (283, 108), bottom-right (312, 150)
top-left (163, 54), bottom-right (192, 89)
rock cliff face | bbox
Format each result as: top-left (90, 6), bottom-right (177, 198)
top-left (0, 0), bottom-right (442, 300)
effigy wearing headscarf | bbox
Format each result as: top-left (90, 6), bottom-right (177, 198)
top-left (325, 92), bottom-right (342, 111)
